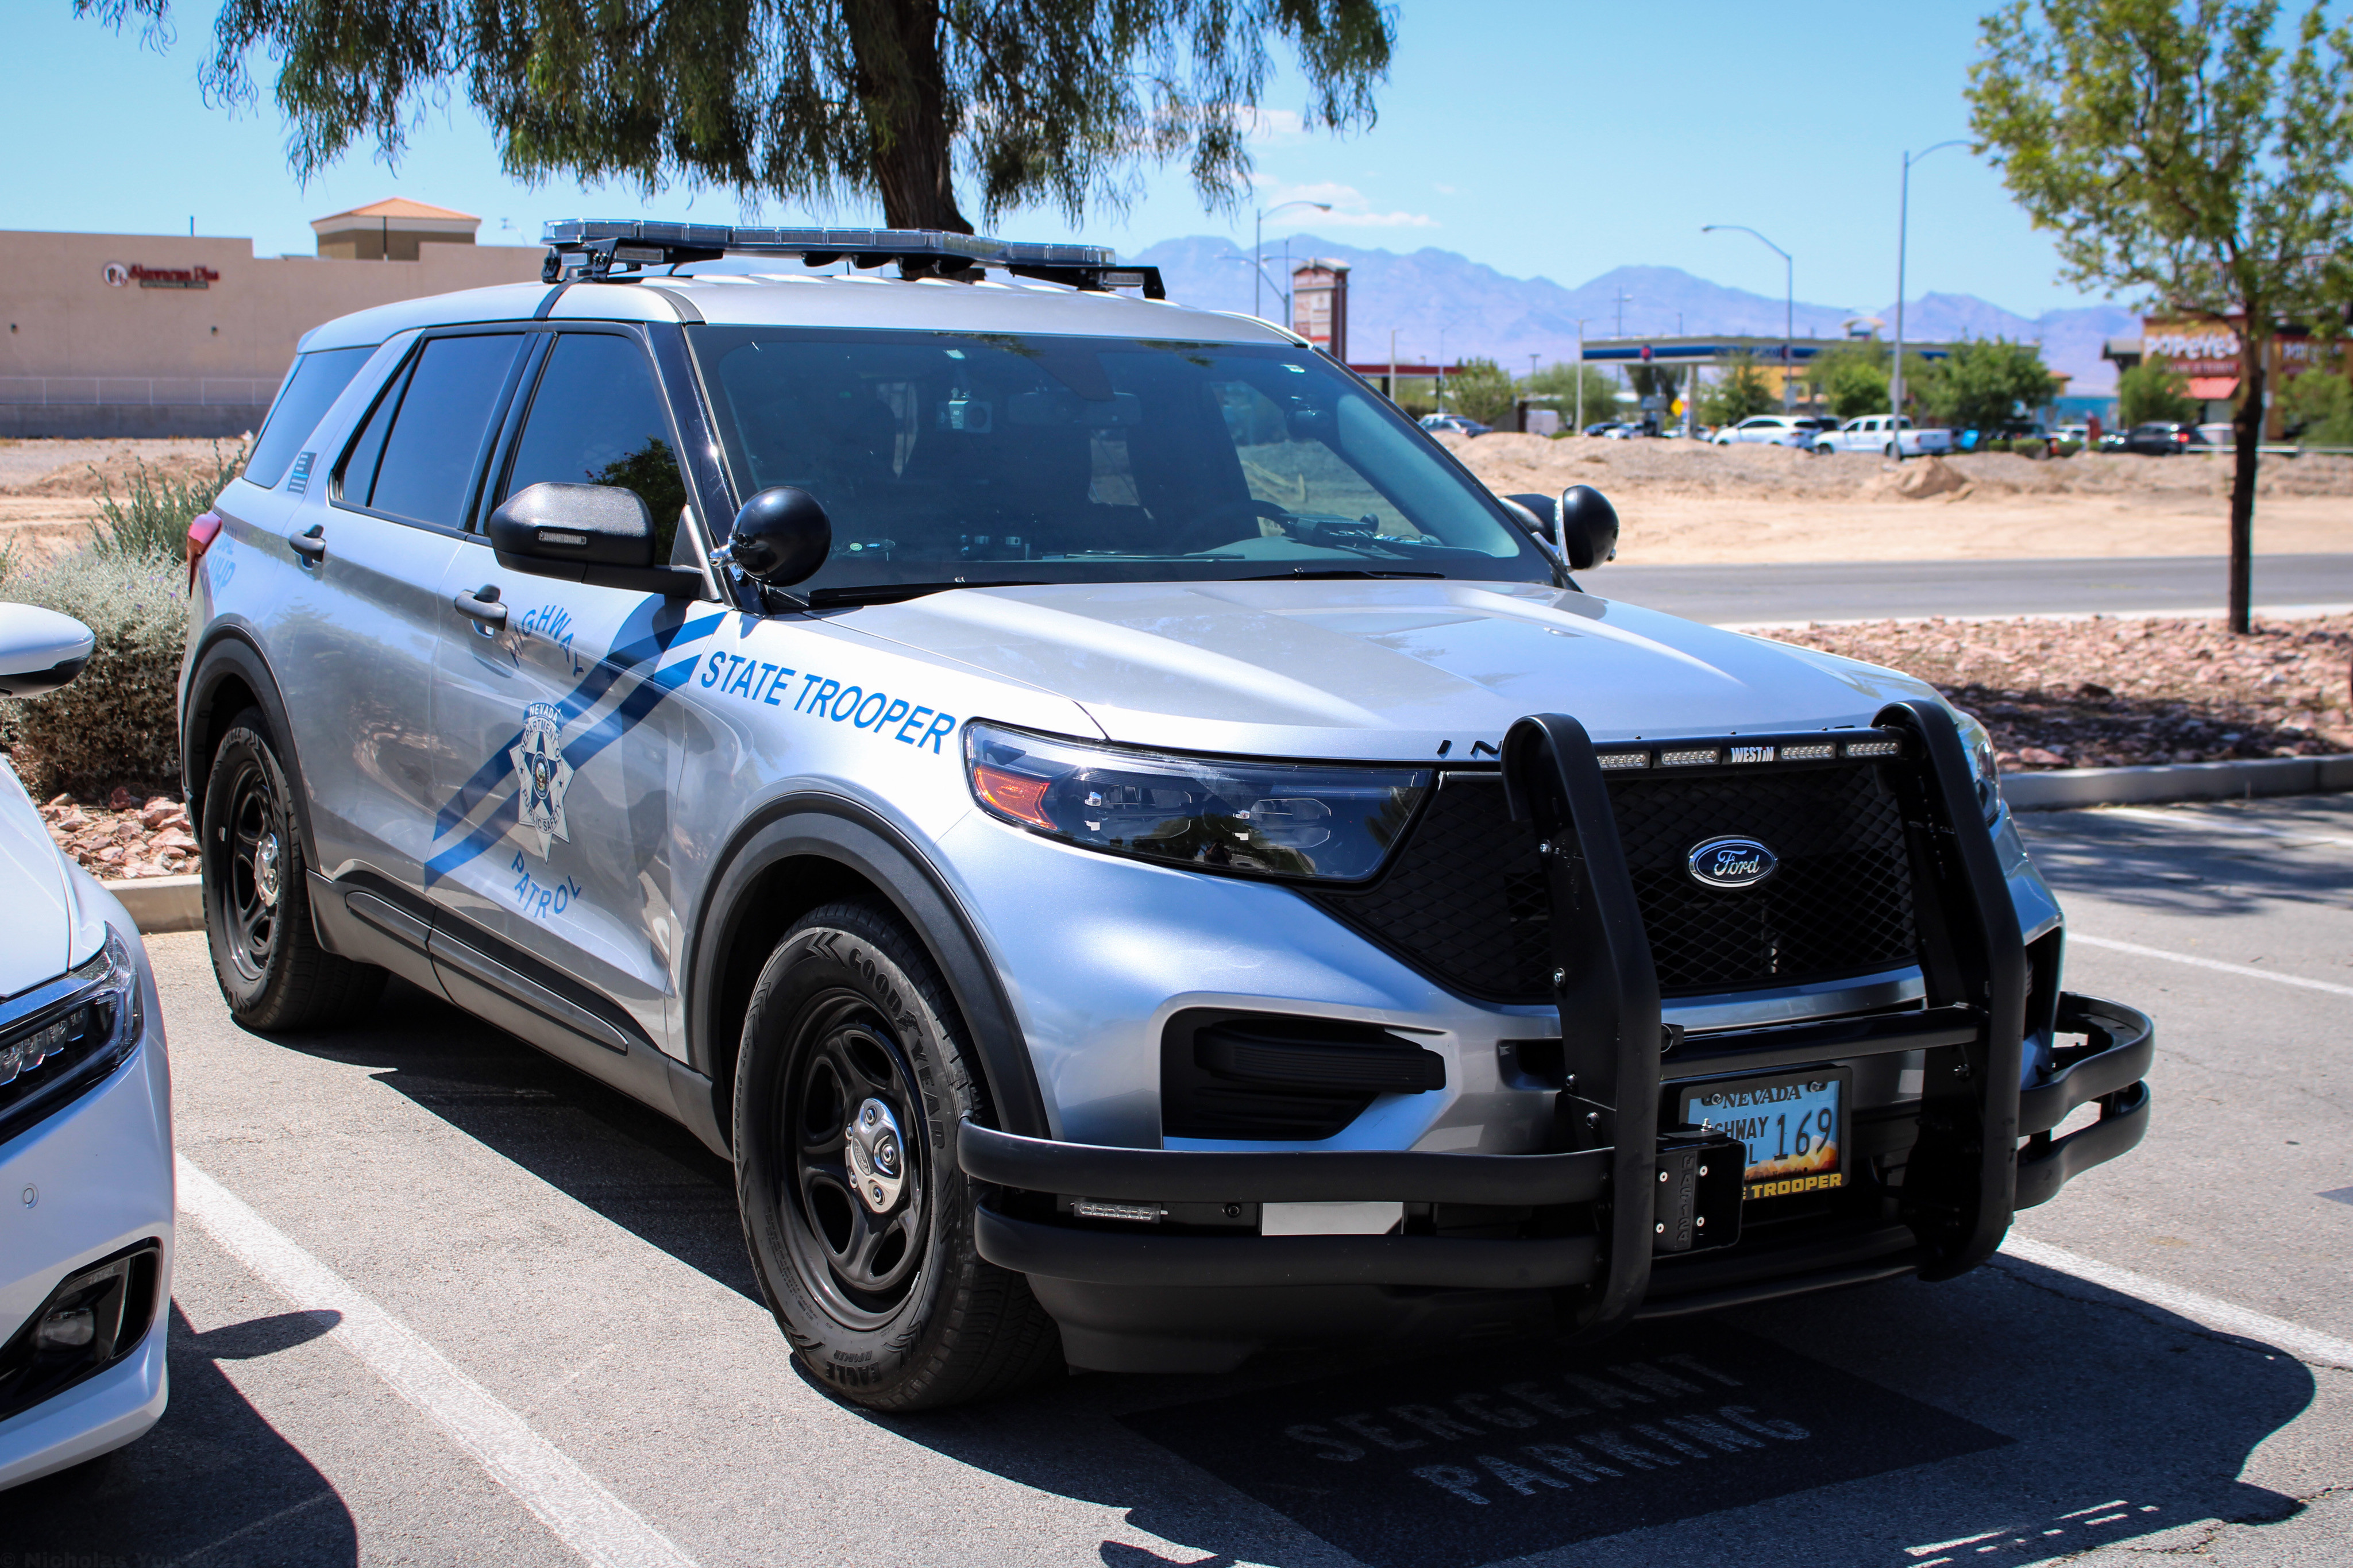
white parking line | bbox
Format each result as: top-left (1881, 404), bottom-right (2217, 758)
top-left (176, 1156), bottom-right (701, 1568)
top-left (1999, 1235), bottom-right (2353, 1372)
top-left (2068, 933), bottom-right (2353, 998)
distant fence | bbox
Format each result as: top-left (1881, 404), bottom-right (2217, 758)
top-left (0, 377), bottom-right (280, 408)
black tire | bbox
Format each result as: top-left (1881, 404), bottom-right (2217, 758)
top-left (200, 710), bottom-right (385, 1030)
top-left (734, 900), bottom-right (1061, 1410)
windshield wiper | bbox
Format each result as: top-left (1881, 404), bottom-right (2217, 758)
top-left (805, 580), bottom-right (1042, 609)
top-left (1237, 568), bottom-right (1445, 581)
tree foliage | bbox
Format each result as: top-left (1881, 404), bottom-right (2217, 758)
top-left (1442, 358), bottom-right (1517, 428)
top-left (1522, 364), bottom-right (1619, 427)
top-left (2278, 366), bottom-right (2353, 443)
top-left (1806, 342), bottom-right (1894, 421)
top-left (80, 0), bottom-right (1392, 233)
top-left (1696, 353), bottom-right (1776, 428)
top-left (1914, 337), bottom-right (2059, 430)
top-left (2117, 355), bottom-right (2197, 426)
top-left (1968, 0), bottom-right (2353, 628)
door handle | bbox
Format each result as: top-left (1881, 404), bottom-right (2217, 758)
top-left (453, 585), bottom-right (508, 628)
top-left (290, 524), bottom-right (326, 563)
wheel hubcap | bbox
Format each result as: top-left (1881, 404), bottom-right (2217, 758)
top-left (844, 1098), bottom-right (907, 1214)
top-left (252, 833), bottom-right (282, 907)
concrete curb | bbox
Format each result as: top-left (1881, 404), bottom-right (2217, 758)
top-left (2005, 752), bottom-right (2353, 812)
top-left (102, 874), bottom-right (203, 935)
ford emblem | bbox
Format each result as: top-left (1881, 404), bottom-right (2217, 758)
top-left (1687, 836), bottom-right (1779, 890)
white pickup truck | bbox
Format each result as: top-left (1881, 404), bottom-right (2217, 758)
top-left (1811, 415), bottom-right (1954, 457)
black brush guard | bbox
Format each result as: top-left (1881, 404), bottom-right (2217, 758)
top-left (966, 701), bottom-right (2153, 1339)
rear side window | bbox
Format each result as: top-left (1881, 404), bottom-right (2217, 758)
top-left (500, 334), bottom-right (689, 563)
top-left (245, 347), bottom-right (374, 488)
top-left (346, 334), bottom-right (524, 528)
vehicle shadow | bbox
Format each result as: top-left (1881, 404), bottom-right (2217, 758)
top-left (252, 974), bottom-right (762, 1304)
top-left (839, 1260), bottom-right (2316, 1568)
top-left (5, 1305), bottom-right (360, 1566)
top-left (2017, 805), bottom-right (2353, 921)
top-left (242, 976), bottom-right (2321, 1568)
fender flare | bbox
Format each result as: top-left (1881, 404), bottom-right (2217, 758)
top-left (181, 628), bottom-right (322, 869)
top-left (686, 794), bottom-right (1050, 1142)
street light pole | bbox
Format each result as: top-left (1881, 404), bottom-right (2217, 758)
top-left (1253, 200), bottom-right (1332, 322)
top-left (1892, 140), bottom-right (1969, 431)
top-left (1703, 224), bottom-right (1795, 412)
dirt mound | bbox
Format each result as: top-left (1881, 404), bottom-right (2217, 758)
top-left (1437, 431), bottom-right (2353, 507)
top-left (0, 438), bottom-right (248, 498)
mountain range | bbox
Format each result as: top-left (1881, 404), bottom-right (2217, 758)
top-left (1129, 234), bottom-right (2138, 395)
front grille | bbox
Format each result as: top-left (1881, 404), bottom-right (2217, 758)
top-left (1309, 761), bottom-right (1919, 1001)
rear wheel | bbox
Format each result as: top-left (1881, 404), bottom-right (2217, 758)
top-left (200, 710), bottom-right (384, 1030)
top-left (1885, 442), bottom-right (1900, 458)
top-left (734, 901), bottom-right (1060, 1409)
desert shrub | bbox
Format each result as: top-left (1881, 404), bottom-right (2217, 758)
top-left (90, 442), bottom-right (244, 562)
top-left (2005, 437), bottom-right (2049, 457)
top-left (1, 551), bottom-right (187, 796)
top-left (2053, 439), bottom-right (2084, 456)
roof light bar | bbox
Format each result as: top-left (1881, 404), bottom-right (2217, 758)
top-left (538, 220), bottom-right (1162, 297)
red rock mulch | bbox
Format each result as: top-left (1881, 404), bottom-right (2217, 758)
top-left (1767, 614), bottom-right (2353, 768)
top-left (38, 787), bottom-right (196, 879)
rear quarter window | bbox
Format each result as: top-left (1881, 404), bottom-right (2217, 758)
top-left (245, 347), bottom-right (375, 488)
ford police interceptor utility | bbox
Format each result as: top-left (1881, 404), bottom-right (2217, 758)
top-left (179, 222), bottom-right (2153, 1411)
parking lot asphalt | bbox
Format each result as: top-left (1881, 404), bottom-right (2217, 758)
top-left (6, 796), bottom-right (2351, 1567)
top-left (1596, 552), bottom-right (2353, 625)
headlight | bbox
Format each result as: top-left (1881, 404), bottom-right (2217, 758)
top-left (0, 929), bottom-right (142, 1137)
top-left (963, 722), bottom-right (1430, 882)
top-left (1954, 710), bottom-right (2004, 824)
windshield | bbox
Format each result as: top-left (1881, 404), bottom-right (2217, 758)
top-left (691, 328), bottom-right (1551, 594)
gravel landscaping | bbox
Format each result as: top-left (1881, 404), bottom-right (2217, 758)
top-left (1768, 613), bottom-right (2353, 768)
top-left (38, 787), bottom-right (195, 879)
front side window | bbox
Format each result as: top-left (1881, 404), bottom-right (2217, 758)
top-left (341, 334), bottom-right (524, 528)
top-left (500, 334), bottom-right (690, 563)
top-left (693, 329), bottom-right (1550, 596)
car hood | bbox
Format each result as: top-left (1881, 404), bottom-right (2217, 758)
top-left (836, 577), bottom-right (1942, 760)
top-left (0, 762), bottom-right (72, 995)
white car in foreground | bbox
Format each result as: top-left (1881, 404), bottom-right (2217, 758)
top-left (0, 604), bottom-right (173, 1490)
top-left (1810, 415), bottom-right (1954, 457)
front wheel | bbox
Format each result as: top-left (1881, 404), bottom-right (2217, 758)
top-left (734, 901), bottom-right (1060, 1410)
top-left (200, 710), bottom-right (385, 1029)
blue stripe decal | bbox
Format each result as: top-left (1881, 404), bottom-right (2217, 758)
top-left (432, 612), bottom-right (721, 839)
top-left (423, 611), bottom-right (726, 885)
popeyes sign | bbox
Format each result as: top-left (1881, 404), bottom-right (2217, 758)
top-left (2143, 322), bottom-right (2240, 377)
top-left (102, 261), bottom-right (219, 291)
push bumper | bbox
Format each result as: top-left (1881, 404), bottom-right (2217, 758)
top-left (967, 703), bottom-right (2153, 1366)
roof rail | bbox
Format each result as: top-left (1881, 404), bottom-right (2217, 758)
top-left (539, 221), bottom-right (1164, 298)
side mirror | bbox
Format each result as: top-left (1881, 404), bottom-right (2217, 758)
top-left (1554, 485), bottom-right (1619, 570)
top-left (488, 482), bottom-right (655, 572)
top-left (726, 486), bottom-right (831, 588)
top-left (0, 604), bottom-right (94, 698)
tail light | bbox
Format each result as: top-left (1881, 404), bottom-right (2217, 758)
top-left (186, 511), bottom-right (222, 592)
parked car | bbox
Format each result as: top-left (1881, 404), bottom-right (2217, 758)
top-left (2117, 422), bottom-right (2211, 455)
top-left (1711, 415), bottom-right (1815, 447)
top-left (1582, 420), bottom-right (1630, 438)
top-left (178, 218), bottom-right (2152, 1410)
top-left (0, 604), bottom-right (173, 1490)
top-left (1810, 415), bottom-right (1955, 458)
top-left (1959, 423), bottom-right (2054, 457)
top-left (1418, 413), bottom-right (1491, 438)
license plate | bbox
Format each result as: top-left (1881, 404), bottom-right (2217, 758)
top-left (1679, 1068), bottom-right (1849, 1202)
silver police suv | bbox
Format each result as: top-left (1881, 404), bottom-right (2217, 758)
top-left (181, 222), bottom-right (2152, 1410)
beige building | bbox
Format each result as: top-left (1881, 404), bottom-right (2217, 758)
top-left (2, 200), bottom-right (545, 437)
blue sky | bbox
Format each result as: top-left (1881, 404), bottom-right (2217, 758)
top-left (9, 1), bottom-right (2123, 315)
